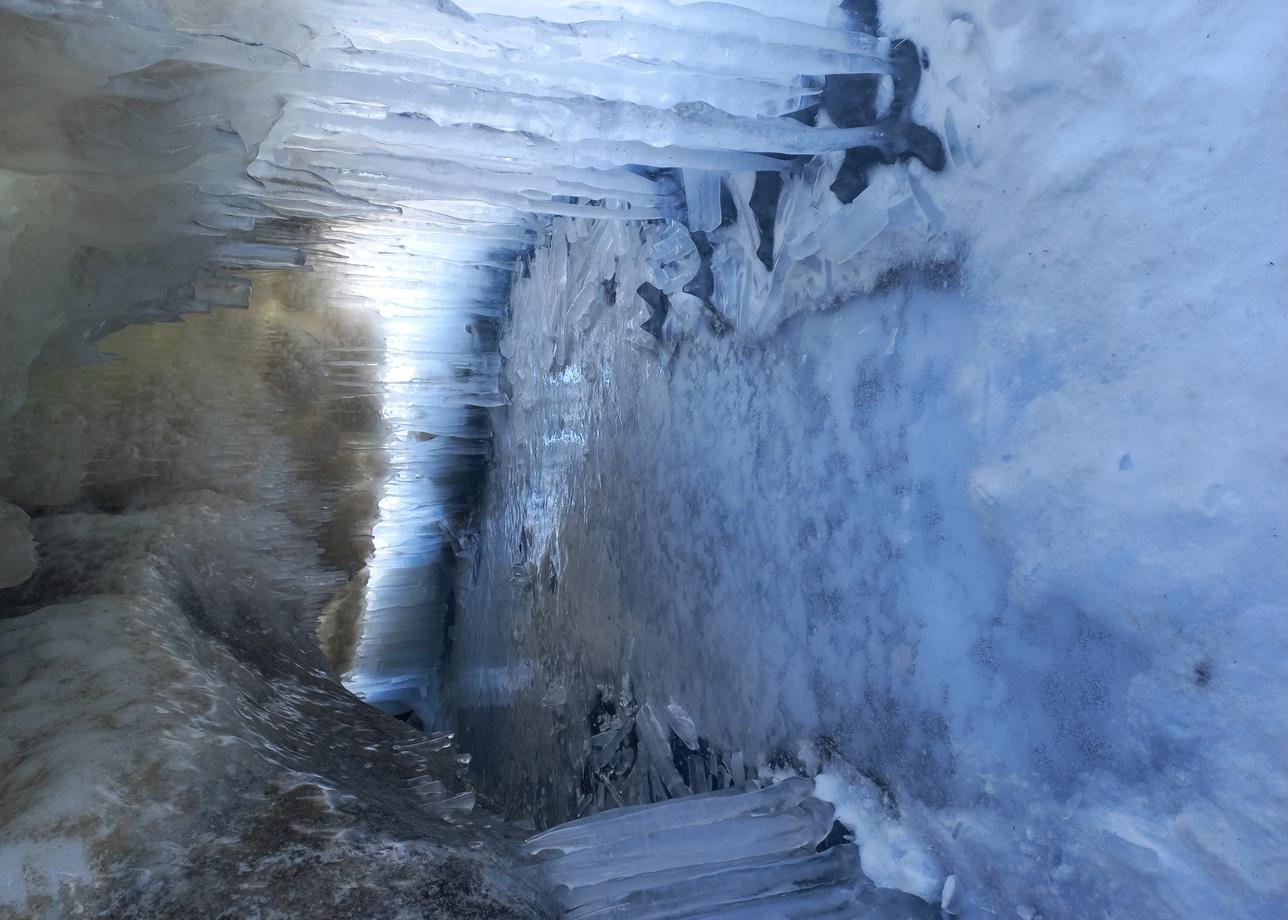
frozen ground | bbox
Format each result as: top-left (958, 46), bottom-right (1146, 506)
top-left (452, 1), bottom-right (1288, 918)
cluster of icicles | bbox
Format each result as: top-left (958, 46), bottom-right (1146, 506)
top-left (2, 0), bottom-right (915, 735)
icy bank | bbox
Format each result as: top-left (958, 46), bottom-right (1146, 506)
top-left (0, 293), bottom-right (552, 916)
top-left (2, 0), bottom-right (1283, 916)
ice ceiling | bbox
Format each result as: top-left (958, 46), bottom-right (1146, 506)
top-left (2, 0), bottom-right (1286, 918)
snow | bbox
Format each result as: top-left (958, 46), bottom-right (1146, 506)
top-left (813, 770), bottom-right (943, 902)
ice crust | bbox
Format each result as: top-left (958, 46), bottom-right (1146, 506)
top-left (0, 501), bottom-right (35, 589)
top-left (0, 290), bottom-right (562, 916)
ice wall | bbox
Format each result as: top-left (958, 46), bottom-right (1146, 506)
top-left (451, 2), bottom-right (1288, 918)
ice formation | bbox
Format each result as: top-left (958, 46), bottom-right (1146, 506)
top-left (524, 777), bottom-right (938, 919)
top-left (0, 0), bottom-right (943, 913)
top-left (3, 0), bottom-right (1286, 917)
top-left (451, 4), bottom-right (1286, 919)
top-left (0, 0), bottom-right (936, 719)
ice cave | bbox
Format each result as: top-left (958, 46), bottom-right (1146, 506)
top-left (0, 0), bottom-right (1284, 917)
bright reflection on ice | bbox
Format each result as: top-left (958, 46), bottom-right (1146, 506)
top-left (311, 215), bottom-right (532, 723)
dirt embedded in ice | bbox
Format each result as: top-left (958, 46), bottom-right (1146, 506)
top-left (0, 282), bottom-right (551, 918)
